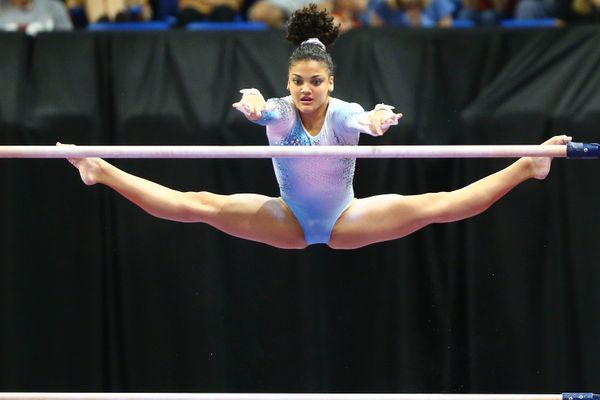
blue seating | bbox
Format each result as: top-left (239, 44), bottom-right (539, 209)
top-left (452, 19), bottom-right (476, 28)
top-left (499, 18), bottom-right (557, 28)
top-left (186, 21), bottom-right (268, 31)
top-left (87, 21), bottom-right (172, 31)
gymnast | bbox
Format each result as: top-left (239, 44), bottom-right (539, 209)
top-left (64, 4), bottom-right (572, 249)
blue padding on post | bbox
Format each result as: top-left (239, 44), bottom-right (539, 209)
top-left (186, 21), bottom-right (268, 31)
top-left (563, 394), bottom-right (600, 400)
top-left (566, 142), bottom-right (600, 159)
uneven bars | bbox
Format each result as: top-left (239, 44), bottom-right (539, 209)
top-left (0, 143), bottom-right (598, 159)
top-left (0, 394), bottom-right (597, 400)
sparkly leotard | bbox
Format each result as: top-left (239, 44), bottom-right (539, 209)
top-left (256, 96), bottom-right (369, 245)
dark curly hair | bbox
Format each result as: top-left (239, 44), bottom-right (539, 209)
top-left (286, 3), bottom-right (340, 75)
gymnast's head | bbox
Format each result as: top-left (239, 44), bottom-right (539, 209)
top-left (285, 4), bottom-right (340, 114)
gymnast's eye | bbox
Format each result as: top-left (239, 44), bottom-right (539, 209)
top-left (292, 78), bottom-right (303, 86)
top-left (311, 79), bottom-right (323, 86)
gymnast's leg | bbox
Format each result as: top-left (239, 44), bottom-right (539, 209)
top-left (67, 156), bottom-right (307, 249)
top-left (328, 135), bottom-right (572, 249)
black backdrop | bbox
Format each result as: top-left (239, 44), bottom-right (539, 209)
top-left (0, 26), bottom-right (599, 393)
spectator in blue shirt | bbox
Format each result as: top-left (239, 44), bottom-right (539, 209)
top-left (365, 0), bottom-right (455, 27)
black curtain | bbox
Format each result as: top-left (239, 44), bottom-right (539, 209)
top-left (0, 27), bottom-right (599, 393)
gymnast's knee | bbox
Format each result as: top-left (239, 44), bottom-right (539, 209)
top-left (179, 191), bottom-right (219, 221)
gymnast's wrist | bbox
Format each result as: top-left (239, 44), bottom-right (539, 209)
top-left (240, 88), bottom-right (264, 101)
top-left (372, 103), bottom-right (395, 117)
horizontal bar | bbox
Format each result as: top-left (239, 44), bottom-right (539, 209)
top-left (0, 145), bottom-right (572, 159)
top-left (0, 394), bottom-right (571, 400)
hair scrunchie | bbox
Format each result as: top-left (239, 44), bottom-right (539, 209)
top-left (301, 38), bottom-right (326, 51)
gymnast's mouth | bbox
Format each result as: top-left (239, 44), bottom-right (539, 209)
top-left (300, 97), bottom-right (313, 103)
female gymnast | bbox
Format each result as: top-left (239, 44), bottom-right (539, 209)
top-left (65, 4), bottom-right (572, 249)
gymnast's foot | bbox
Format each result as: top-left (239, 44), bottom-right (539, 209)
top-left (56, 142), bottom-right (105, 186)
top-left (526, 135), bottom-right (572, 180)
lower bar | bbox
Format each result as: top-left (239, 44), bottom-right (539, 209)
top-left (0, 393), bottom-right (571, 400)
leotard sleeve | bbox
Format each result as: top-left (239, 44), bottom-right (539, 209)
top-left (332, 102), bottom-right (398, 137)
top-left (330, 101), bottom-right (372, 137)
top-left (254, 97), bottom-right (296, 140)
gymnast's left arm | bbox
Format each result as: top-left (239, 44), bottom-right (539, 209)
top-left (361, 104), bottom-right (403, 136)
top-left (336, 102), bottom-right (403, 137)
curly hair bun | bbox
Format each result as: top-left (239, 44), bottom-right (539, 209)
top-left (286, 3), bottom-right (340, 49)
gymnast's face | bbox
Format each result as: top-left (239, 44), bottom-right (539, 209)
top-left (287, 60), bottom-right (334, 117)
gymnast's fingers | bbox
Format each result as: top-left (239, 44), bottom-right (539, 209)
top-left (233, 102), bottom-right (264, 120)
top-left (381, 113), bottom-right (403, 129)
top-left (559, 135), bottom-right (573, 144)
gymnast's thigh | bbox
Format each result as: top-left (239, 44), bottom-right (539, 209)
top-left (200, 192), bottom-right (308, 249)
top-left (328, 193), bottom-right (442, 249)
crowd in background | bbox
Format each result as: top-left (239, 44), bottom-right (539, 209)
top-left (0, 0), bottom-right (598, 36)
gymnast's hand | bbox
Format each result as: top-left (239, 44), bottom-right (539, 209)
top-left (232, 88), bottom-right (269, 121)
top-left (57, 142), bottom-right (104, 186)
top-left (360, 105), bottom-right (403, 136)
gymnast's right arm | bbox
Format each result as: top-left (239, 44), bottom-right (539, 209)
top-left (232, 89), bottom-right (295, 140)
top-left (232, 88), bottom-right (267, 121)
top-left (60, 145), bottom-right (209, 223)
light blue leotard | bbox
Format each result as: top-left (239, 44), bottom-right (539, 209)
top-left (256, 96), bottom-right (371, 245)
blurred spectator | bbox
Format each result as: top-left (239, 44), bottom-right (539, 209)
top-left (0, 0), bottom-right (72, 33)
top-left (331, 0), bottom-right (367, 31)
top-left (555, 0), bottom-right (600, 22)
top-left (365, 0), bottom-right (455, 27)
top-left (513, 0), bottom-right (554, 18)
top-left (66, 0), bottom-right (152, 22)
top-left (457, 0), bottom-right (515, 24)
top-left (176, 0), bottom-right (242, 25)
top-left (247, 0), bottom-right (330, 28)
